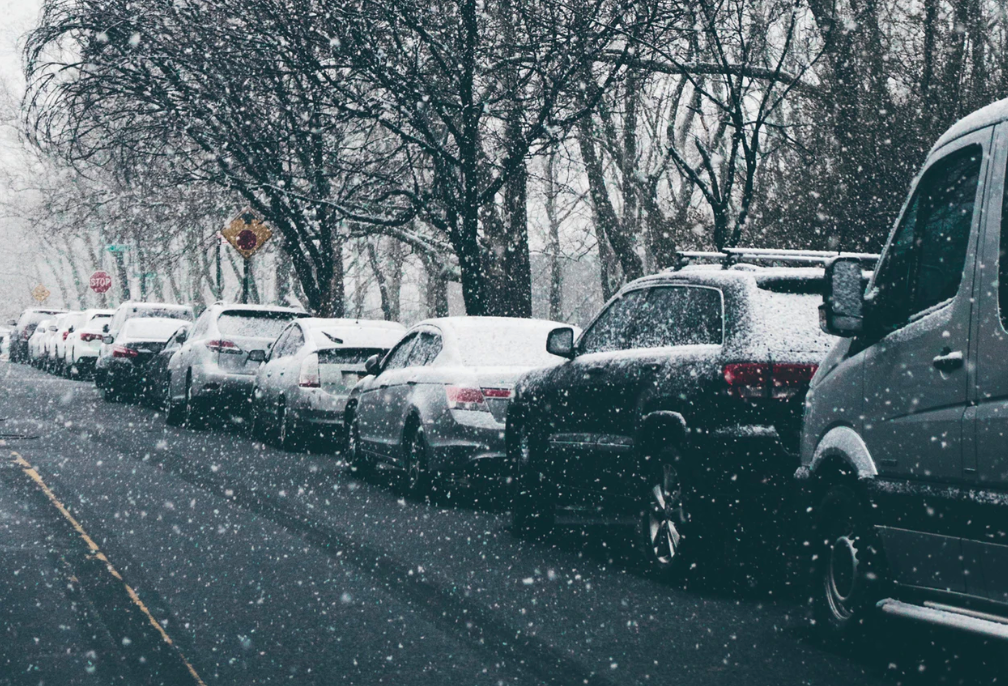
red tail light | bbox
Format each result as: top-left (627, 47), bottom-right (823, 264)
top-left (112, 345), bottom-right (138, 358)
top-left (299, 353), bottom-right (320, 388)
top-left (207, 339), bottom-right (240, 353)
top-left (62, 331), bottom-right (69, 340)
top-left (446, 385), bottom-right (489, 412)
top-left (80, 332), bottom-right (102, 342)
top-left (724, 363), bottom-right (816, 400)
top-left (481, 387), bottom-right (512, 399)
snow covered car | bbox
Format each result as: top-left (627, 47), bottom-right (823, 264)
top-left (344, 316), bottom-right (579, 498)
top-left (62, 308), bottom-right (115, 377)
top-left (102, 317), bottom-right (191, 400)
top-left (96, 302), bottom-right (194, 389)
top-left (49, 311), bottom-right (84, 374)
top-left (27, 319), bottom-right (55, 367)
top-left (10, 308), bottom-right (66, 363)
top-left (166, 303), bottom-right (307, 427)
top-left (249, 318), bottom-right (406, 450)
top-left (506, 252), bottom-right (842, 573)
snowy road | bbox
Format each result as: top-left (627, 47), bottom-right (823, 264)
top-left (0, 362), bottom-right (989, 685)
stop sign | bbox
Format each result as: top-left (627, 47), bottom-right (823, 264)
top-left (90, 270), bottom-right (113, 294)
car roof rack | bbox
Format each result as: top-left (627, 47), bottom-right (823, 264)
top-left (670, 247), bottom-right (880, 270)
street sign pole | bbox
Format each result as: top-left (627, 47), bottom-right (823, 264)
top-left (242, 258), bottom-right (250, 304)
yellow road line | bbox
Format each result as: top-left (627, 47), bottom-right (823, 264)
top-left (10, 451), bottom-right (207, 686)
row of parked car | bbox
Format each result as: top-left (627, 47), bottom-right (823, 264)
top-left (9, 98), bottom-right (1008, 656)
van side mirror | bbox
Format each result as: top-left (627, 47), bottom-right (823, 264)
top-left (102, 335), bottom-right (114, 345)
top-left (67, 326), bottom-right (74, 333)
top-left (821, 257), bottom-right (865, 337)
top-left (247, 349), bottom-right (266, 363)
top-left (364, 354), bottom-right (381, 376)
top-left (546, 326), bottom-right (576, 359)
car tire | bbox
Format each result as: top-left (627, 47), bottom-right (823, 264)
top-left (403, 426), bottom-right (431, 500)
top-left (277, 401), bottom-right (300, 452)
top-left (164, 381), bottom-right (183, 426)
top-left (511, 425), bottom-right (555, 537)
top-left (185, 374), bottom-right (206, 430)
top-left (811, 483), bottom-right (886, 643)
top-left (346, 413), bottom-right (372, 477)
top-left (637, 448), bottom-right (689, 575)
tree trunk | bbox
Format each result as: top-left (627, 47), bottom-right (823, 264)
top-left (544, 150), bottom-right (564, 321)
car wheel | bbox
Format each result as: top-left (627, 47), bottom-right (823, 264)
top-left (164, 380), bottom-right (183, 426)
top-left (403, 426), bottom-right (431, 500)
top-left (185, 374), bottom-right (206, 430)
top-left (277, 402), bottom-right (300, 452)
top-left (511, 425), bottom-right (555, 536)
top-left (346, 414), bottom-right (372, 477)
top-left (812, 483), bottom-right (885, 642)
top-left (638, 451), bottom-right (688, 574)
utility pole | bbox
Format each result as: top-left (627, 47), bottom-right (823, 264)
top-left (215, 236), bottom-right (223, 300)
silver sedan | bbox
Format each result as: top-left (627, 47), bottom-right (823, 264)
top-left (344, 316), bottom-right (578, 499)
top-left (249, 318), bottom-right (406, 450)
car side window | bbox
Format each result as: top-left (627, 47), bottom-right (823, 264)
top-left (271, 329), bottom-right (292, 359)
top-left (630, 286), bottom-right (724, 348)
top-left (383, 334), bottom-right (418, 370)
top-left (286, 328), bottom-right (305, 355)
top-left (406, 332), bottom-right (442, 367)
top-left (190, 312), bottom-right (211, 340)
top-left (579, 290), bottom-right (647, 354)
top-left (997, 152), bottom-right (1008, 331)
top-left (872, 145), bottom-right (982, 331)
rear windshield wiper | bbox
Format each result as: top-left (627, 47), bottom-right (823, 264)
top-left (321, 332), bottom-right (344, 345)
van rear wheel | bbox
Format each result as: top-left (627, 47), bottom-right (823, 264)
top-left (812, 483), bottom-right (885, 642)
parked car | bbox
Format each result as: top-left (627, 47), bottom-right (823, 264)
top-left (95, 302), bottom-right (194, 389)
top-left (505, 255), bottom-right (843, 573)
top-left (10, 308), bottom-right (66, 363)
top-left (249, 318), bottom-right (406, 450)
top-left (344, 316), bottom-right (577, 498)
top-left (102, 317), bottom-right (190, 401)
top-left (48, 311), bottom-right (83, 374)
top-left (63, 309), bottom-right (115, 377)
top-left (28, 319), bottom-right (55, 367)
top-left (148, 323), bottom-right (192, 416)
top-left (801, 100), bottom-right (1008, 645)
top-left (166, 303), bottom-right (307, 427)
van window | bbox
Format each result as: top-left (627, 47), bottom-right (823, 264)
top-left (873, 145), bottom-right (981, 330)
top-left (629, 286), bottom-right (724, 348)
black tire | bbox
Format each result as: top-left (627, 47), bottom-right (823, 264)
top-left (277, 401), bottom-right (300, 452)
top-left (511, 425), bottom-right (555, 536)
top-left (164, 381), bottom-right (183, 426)
top-left (403, 426), bottom-right (431, 500)
top-left (184, 375), bottom-right (206, 430)
top-left (637, 448), bottom-right (689, 575)
top-left (346, 413), bottom-right (372, 477)
top-left (811, 483), bottom-right (886, 642)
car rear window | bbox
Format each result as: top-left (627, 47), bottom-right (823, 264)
top-left (755, 290), bottom-right (835, 353)
top-left (218, 312), bottom-right (299, 339)
top-left (318, 348), bottom-right (387, 365)
top-left (129, 307), bottom-right (192, 321)
top-left (122, 318), bottom-right (186, 340)
top-left (630, 286), bottom-right (724, 348)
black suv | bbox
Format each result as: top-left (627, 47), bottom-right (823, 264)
top-left (506, 250), bottom-right (856, 572)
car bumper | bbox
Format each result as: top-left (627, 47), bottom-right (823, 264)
top-left (192, 369), bottom-right (255, 408)
top-left (426, 409), bottom-right (507, 481)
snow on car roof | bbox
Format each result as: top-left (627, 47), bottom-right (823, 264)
top-left (931, 96), bottom-right (1008, 154)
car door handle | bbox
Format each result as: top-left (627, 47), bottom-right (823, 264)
top-left (932, 349), bottom-right (964, 372)
top-left (583, 366), bottom-right (606, 377)
top-left (406, 380), bottom-right (418, 386)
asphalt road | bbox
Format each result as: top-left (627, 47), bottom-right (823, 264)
top-left (0, 361), bottom-right (1000, 686)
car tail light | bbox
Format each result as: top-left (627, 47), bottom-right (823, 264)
top-left (62, 331), bottom-right (69, 340)
top-left (446, 385), bottom-right (489, 412)
top-left (207, 339), bottom-right (241, 353)
top-left (724, 363), bottom-right (817, 400)
top-left (299, 353), bottom-right (320, 388)
top-left (80, 332), bottom-right (102, 342)
top-left (481, 387), bottom-right (512, 399)
top-left (112, 345), bottom-right (138, 358)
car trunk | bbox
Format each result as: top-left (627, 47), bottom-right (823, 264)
top-left (218, 336), bottom-right (276, 374)
top-left (457, 367), bottom-right (527, 424)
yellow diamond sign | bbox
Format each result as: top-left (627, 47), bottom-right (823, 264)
top-left (223, 208), bottom-right (273, 259)
top-left (31, 284), bottom-right (50, 302)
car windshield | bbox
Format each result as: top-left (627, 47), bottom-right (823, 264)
top-left (218, 311), bottom-right (299, 339)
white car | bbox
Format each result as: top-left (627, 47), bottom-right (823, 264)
top-left (28, 319), bottom-right (55, 366)
top-left (63, 309), bottom-right (115, 378)
top-left (48, 312), bottom-right (83, 374)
